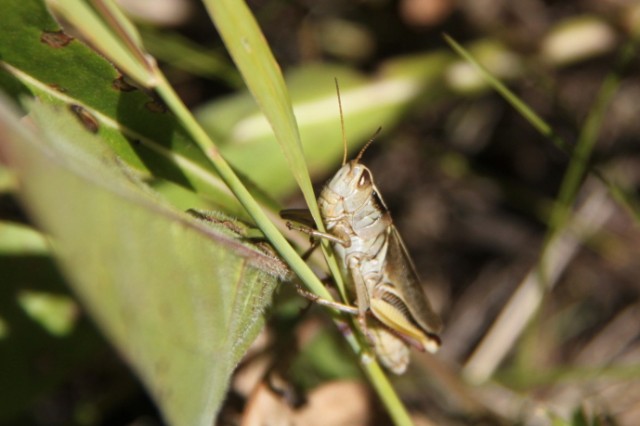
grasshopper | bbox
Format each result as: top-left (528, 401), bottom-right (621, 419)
top-left (284, 83), bottom-right (442, 374)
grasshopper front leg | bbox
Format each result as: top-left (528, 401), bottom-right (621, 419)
top-left (284, 219), bottom-right (359, 312)
top-left (284, 217), bottom-right (383, 352)
top-left (285, 220), bottom-right (375, 328)
top-left (293, 282), bottom-right (359, 315)
top-left (285, 221), bottom-right (350, 246)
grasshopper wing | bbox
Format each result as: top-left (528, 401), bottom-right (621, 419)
top-left (385, 227), bottom-right (442, 339)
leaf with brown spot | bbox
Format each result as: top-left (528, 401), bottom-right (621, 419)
top-left (69, 104), bottom-right (99, 133)
top-left (40, 30), bottom-right (73, 48)
top-left (112, 75), bottom-right (138, 92)
top-left (0, 0), bottom-right (254, 217)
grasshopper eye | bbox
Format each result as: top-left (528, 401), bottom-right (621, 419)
top-left (358, 170), bottom-right (371, 187)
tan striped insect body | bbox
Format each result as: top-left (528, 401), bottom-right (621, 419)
top-left (290, 84), bottom-right (442, 374)
top-left (316, 137), bottom-right (442, 373)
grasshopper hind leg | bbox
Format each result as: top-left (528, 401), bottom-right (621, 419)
top-left (367, 321), bottom-right (410, 374)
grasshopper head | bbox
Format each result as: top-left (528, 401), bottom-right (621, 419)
top-left (320, 127), bottom-right (385, 218)
top-left (325, 160), bottom-right (376, 209)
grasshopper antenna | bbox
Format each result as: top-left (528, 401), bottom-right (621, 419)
top-left (354, 126), bottom-right (382, 164)
top-left (335, 78), bottom-right (348, 166)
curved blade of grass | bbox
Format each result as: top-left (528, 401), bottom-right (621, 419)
top-left (559, 39), bottom-right (640, 225)
top-left (202, 0), bottom-right (316, 216)
top-left (0, 96), bottom-right (285, 425)
top-left (203, 2), bottom-right (350, 303)
top-left (444, 34), bottom-right (569, 152)
top-left (196, 66), bottom-right (370, 198)
top-left (201, 0), bottom-right (355, 300)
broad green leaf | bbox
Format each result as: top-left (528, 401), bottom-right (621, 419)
top-left (0, 97), bottom-right (285, 426)
top-left (0, 0), bottom-right (247, 217)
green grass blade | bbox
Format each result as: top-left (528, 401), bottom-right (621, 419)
top-left (202, 1), bottom-right (349, 300)
top-left (444, 34), bottom-right (569, 152)
top-left (203, 0), bottom-right (317, 218)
